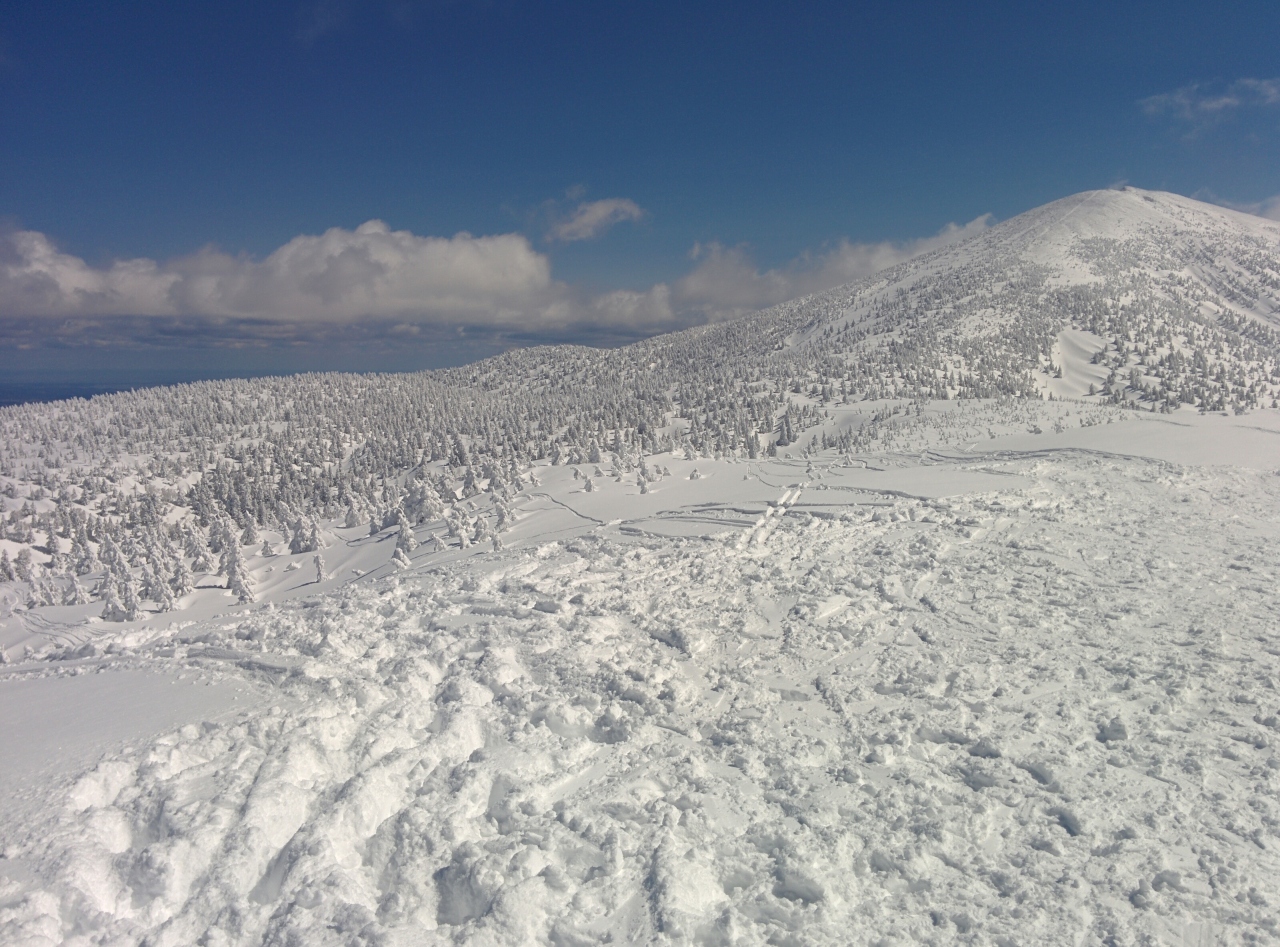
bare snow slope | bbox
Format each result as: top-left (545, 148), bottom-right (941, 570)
top-left (2, 408), bottom-right (1280, 946)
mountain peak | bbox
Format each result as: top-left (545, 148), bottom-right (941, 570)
top-left (773, 187), bottom-right (1280, 407)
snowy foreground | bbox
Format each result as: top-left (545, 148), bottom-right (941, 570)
top-left (1, 407), bottom-right (1278, 946)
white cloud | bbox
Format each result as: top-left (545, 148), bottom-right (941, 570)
top-left (0, 221), bottom-right (563, 326)
top-left (1141, 78), bottom-right (1280, 127)
top-left (547, 198), bottom-right (646, 242)
top-left (0, 229), bottom-right (179, 317)
top-left (1194, 189), bottom-right (1280, 222)
top-left (670, 216), bottom-right (993, 322)
top-left (589, 284), bottom-right (675, 326)
top-left (1250, 196), bottom-right (1280, 221)
top-left (0, 212), bottom-right (992, 338)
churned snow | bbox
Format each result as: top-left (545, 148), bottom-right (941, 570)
top-left (1, 407), bottom-right (1279, 945)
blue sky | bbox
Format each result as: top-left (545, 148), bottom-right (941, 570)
top-left (1, 0), bottom-right (1278, 388)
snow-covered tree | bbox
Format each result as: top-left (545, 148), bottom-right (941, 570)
top-left (289, 518), bottom-right (318, 555)
top-left (100, 570), bottom-right (142, 622)
top-left (394, 509), bottom-right (418, 555)
top-left (225, 542), bottom-right (254, 604)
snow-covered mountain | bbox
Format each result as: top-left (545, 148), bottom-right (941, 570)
top-left (765, 186), bottom-right (1280, 407)
top-left (1, 189), bottom-right (1280, 946)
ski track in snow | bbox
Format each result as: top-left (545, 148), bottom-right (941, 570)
top-left (2, 436), bottom-right (1280, 946)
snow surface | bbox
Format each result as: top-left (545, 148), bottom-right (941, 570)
top-left (1, 186), bottom-right (1279, 944)
top-left (2, 407), bottom-right (1279, 946)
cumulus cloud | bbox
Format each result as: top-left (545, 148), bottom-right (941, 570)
top-left (589, 284), bottom-right (675, 326)
top-left (0, 229), bottom-right (179, 317)
top-left (0, 221), bottom-right (562, 325)
top-left (1141, 78), bottom-right (1280, 129)
top-left (547, 198), bottom-right (646, 242)
top-left (668, 215), bottom-right (992, 322)
top-left (0, 211), bottom-right (991, 350)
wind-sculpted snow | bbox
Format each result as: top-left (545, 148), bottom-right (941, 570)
top-left (2, 437), bottom-right (1278, 945)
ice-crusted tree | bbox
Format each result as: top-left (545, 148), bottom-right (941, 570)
top-left (63, 575), bottom-right (90, 606)
top-left (28, 574), bottom-right (58, 607)
top-left (98, 535), bottom-right (124, 575)
top-left (169, 555), bottom-right (193, 598)
top-left (71, 530), bottom-right (99, 576)
top-left (191, 542), bottom-right (214, 574)
top-left (225, 542), bottom-right (254, 603)
top-left (141, 564), bottom-right (176, 612)
top-left (100, 569), bottom-right (142, 622)
top-left (182, 524), bottom-right (206, 561)
top-left (289, 518), bottom-right (318, 555)
top-left (206, 516), bottom-right (229, 555)
top-left (393, 509), bottom-right (417, 556)
top-left (404, 477), bottom-right (445, 524)
top-left (218, 530), bottom-right (242, 579)
top-left (14, 549), bottom-right (34, 584)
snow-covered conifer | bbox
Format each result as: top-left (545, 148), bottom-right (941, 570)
top-left (394, 509), bottom-right (418, 555)
top-left (14, 549), bottom-right (34, 584)
top-left (63, 575), bottom-right (90, 606)
top-left (169, 556), bottom-right (193, 598)
top-left (225, 544), bottom-right (254, 604)
top-left (100, 570), bottom-right (142, 622)
top-left (289, 518), bottom-right (317, 555)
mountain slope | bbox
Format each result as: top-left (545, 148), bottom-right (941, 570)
top-left (0, 187), bottom-right (1278, 639)
top-left (765, 187), bottom-right (1280, 408)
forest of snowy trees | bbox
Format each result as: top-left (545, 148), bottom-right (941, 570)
top-left (1, 188), bottom-right (1277, 624)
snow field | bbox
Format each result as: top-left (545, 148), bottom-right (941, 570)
top-left (2, 439), bottom-right (1278, 945)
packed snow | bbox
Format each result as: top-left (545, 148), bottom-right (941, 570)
top-left (1, 188), bottom-right (1279, 945)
